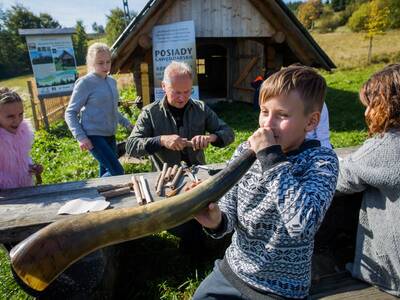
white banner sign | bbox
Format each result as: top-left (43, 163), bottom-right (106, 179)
top-left (26, 35), bottom-right (78, 98)
top-left (152, 20), bottom-right (199, 101)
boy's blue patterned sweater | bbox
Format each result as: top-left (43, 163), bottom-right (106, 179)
top-left (209, 140), bottom-right (339, 299)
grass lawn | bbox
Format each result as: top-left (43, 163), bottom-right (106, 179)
top-left (0, 63), bottom-right (385, 299)
top-left (312, 29), bottom-right (400, 69)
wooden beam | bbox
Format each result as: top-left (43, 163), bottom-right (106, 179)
top-left (140, 63), bottom-right (150, 106)
top-left (233, 56), bottom-right (258, 88)
top-left (112, 0), bottom-right (175, 73)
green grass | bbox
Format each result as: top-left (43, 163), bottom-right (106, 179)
top-left (0, 64), bottom-right (389, 299)
top-left (312, 29), bottom-right (400, 68)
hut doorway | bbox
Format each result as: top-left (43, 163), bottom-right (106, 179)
top-left (197, 44), bottom-right (227, 99)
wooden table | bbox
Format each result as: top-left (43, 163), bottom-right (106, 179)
top-left (0, 147), bottom-right (358, 244)
top-left (0, 165), bottom-right (220, 243)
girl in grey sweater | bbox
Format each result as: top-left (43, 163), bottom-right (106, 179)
top-left (336, 64), bottom-right (400, 296)
top-left (65, 43), bottom-right (132, 176)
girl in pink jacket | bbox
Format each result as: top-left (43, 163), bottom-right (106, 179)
top-left (0, 87), bottom-right (42, 190)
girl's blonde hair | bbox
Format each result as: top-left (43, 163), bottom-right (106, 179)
top-left (86, 42), bottom-right (111, 72)
top-left (0, 87), bottom-right (22, 106)
top-left (359, 64), bottom-right (400, 136)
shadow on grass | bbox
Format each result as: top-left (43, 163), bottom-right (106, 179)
top-left (211, 102), bottom-right (259, 132)
top-left (326, 87), bottom-right (366, 132)
top-left (113, 233), bottom-right (230, 299)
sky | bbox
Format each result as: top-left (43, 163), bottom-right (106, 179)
top-left (0, 0), bottom-right (297, 33)
top-left (0, 0), bottom-right (149, 32)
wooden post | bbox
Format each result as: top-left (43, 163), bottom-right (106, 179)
top-left (27, 80), bottom-right (39, 130)
top-left (140, 62), bottom-right (150, 107)
top-left (38, 96), bottom-right (50, 131)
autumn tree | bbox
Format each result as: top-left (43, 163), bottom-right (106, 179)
top-left (348, 0), bottom-right (390, 63)
top-left (297, 0), bottom-right (324, 29)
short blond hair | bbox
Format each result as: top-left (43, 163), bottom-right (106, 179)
top-left (86, 42), bottom-right (111, 72)
top-left (163, 61), bottom-right (192, 84)
top-left (259, 65), bottom-right (326, 114)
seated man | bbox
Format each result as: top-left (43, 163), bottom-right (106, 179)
top-left (126, 60), bottom-right (234, 253)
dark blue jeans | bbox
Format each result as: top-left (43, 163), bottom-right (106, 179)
top-left (88, 135), bottom-right (124, 177)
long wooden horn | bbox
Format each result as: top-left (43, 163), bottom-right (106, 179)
top-left (10, 149), bottom-right (255, 292)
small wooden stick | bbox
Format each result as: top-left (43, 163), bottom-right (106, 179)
top-left (170, 166), bottom-right (183, 190)
top-left (97, 182), bottom-right (132, 193)
top-left (164, 166), bottom-right (172, 183)
top-left (156, 163), bottom-right (168, 196)
top-left (138, 179), bottom-right (146, 204)
top-left (100, 186), bottom-right (132, 199)
top-left (131, 176), bottom-right (143, 205)
top-left (154, 171), bottom-right (163, 190)
top-left (170, 165), bottom-right (179, 181)
top-left (139, 176), bottom-right (152, 203)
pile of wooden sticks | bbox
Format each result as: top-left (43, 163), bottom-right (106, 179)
top-left (96, 163), bottom-right (203, 207)
top-left (97, 176), bottom-right (153, 206)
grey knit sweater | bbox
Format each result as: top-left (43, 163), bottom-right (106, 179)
top-left (208, 140), bottom-right (339, 299)
top-left (65, 72), bottom-right (131, 141)
top-left (336, 130), bottom-right (400, 297)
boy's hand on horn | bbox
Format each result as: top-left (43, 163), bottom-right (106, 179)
top-left (248, 126), bottom-right (277, 153)
top-left (194, 202), bottom-right (222, 230)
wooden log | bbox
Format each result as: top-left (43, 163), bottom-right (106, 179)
top-left (137, 179), bottom-right (146, 204)
top-left (131, 176), bottom-right (143, 206)
top-left (164, 167), bottom-right (173, 183)
top-left (170, 167), bottom-right (183, 190)
top-left (10, 149), bottom-right (256, 292)
top-left (156, 163), bottom-right (168, 196)
top-left (139, 176), bottom-right (152, 204)
top-left (170, 165), bottom-right (179, 181)
top-left (97, 182), bottom-right (132, 193)
top-left (154, 171), bottom-right (163, 190)
top-left (100, 187), bottom-right (132, 199)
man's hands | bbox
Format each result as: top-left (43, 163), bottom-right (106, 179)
top-left (248, 127), bottom-right (277, 153)
top-left (194, 202), bottom-right (222, 230)
top-left (160, 135), bottom-right (189, 151)
top-left (160, 134), bottom-right (217, 151)
top-left (79, 138), bottom-right (94, 151)
top-left (190, 134), bottom-right (217, 151)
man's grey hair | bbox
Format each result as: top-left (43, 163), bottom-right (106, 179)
top-left (163, 61), bottom-right (193, 84)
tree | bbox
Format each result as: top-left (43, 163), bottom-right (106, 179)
top-left (347, 0), bottom-right (390, 63)
top-left (297, 0), bottom-right (324, 29)
top-left (92, 22), bottom-right (105, 35)
top-left (39, 13), bottom-right (60, 28)
top-left (0, 5), bottom-right (62, 78)
top-left (72, 20), bottom-right (88, 66)
top-left (386, 0), bottom-right (400, 29)
top-left (97, 25), bottom-right (105, 34)
top-left (286, 1), bottom-right (303, 13)
top-left (105, 8), bottom-right (126, 46)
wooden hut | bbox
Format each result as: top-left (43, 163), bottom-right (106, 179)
top-left (111, 0), bottom-right (335, 103)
